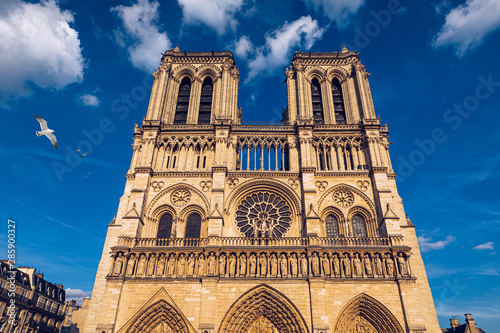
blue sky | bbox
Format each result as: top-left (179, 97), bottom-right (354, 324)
top-left (1, 0), bottom-right (500, 330)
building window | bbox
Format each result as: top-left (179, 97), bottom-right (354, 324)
top-left (311, 78), bottom-right (324, 124)
top-left (185, 213), bottom-right (201, 238)
top-left (325, 214), bottom-right (339, 237)
top-left (174, 77), bottom-right (191, 124)
top-left (352, 214), bottom-right (367, 238)
top-left (332, 78), bottom-right (346, 124)
top-left (157, 213), bottom-right (173, 238)
top-left (198, 77), bottom-right (213, 124)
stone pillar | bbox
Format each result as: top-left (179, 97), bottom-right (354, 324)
top-left (286, 68), bottom-right (298, 124)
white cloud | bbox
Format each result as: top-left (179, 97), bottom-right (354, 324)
top-left (234, 35), bottom-right (253, 59)
top-left (111, 0), bottom-right (171, 73)
top-left (245, 16), bottom-right (325, 82)
top-left (0, 0), bottom-right (84, 105)
top-left (177, 0), bottom-right (244, 35)
top-left (473, 241), bottom-right (495, 250)
top-left (79, 94), bottom-right (100, 107)
top-left (65, 288), bottom-right (91, 305)
top-left (433, 0), bottom-right (500, 56)
top-left (418, 235), bottom-right (455, 252)
top-left (301, 0), bottom-right (364, 29)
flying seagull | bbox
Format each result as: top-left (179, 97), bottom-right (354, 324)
top-left (80, 151), bottom-right (88, 158)
top-left (34, 115), bottom-right (57, 149)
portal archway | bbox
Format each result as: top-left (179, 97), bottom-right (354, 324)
top-left (333, 294), bottom-right (404, 333)
top-left (218, 284), bottom-right (309, 333)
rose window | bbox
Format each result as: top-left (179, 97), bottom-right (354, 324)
top-left (333, 190), bottom-right (354, 207)
top-left (235, 192), bottom-right (292, 237)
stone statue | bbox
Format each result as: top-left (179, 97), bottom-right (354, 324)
top-left (249, 254), bottom-right (257, 276)
top-left (126, 254), bottom-right (135, 276)
top-left (374, 255), bottom-right (383, 276)
top-left (321, 253), bottom-right (330, 276)
top-left (219, 254), bottom-right (226, 276)
top-left (178, 254), bottom-right (186, 276)
top-left (353, 255), bottom-right (362, 276)
top-left (167, 255), bottom-right (176, 276)
top-left (157, 254), bottom-right (166, 276)
top-left (343, 256), bottom-right (351, 277)
top-left (207, 253), bottom-right (216, 275)
top-left (386, 256), bottom-right (394, 277)
top-left (280, 254), bottom-right (288, 276)
top-left (187, 254), bottom-right (195, 276)
top-left (259, 253), bottom-right (267, 276)
top-left (198, 254), bottom-right (205, 276)
top-left (113, 254), bottom-right (123, 276)
top-left (300, 253), bottom-right (308, 276)
top-left (147, 254), bottom-right (156, 276)
top-left (270, 254), bottom-right (278, 276)
top-left (311, 253), bottom-right (320, 276)
top-left (290, 254), bottom-right (298, 276)
top-left (239, 254), bottom-right (247, 276)
top-left (397, 254), bottom-right (408, 276)
top-left (333, 255), bottom-right (340, 276)
top-left (137, 254), bottom-right (146, 276)
top-left (228, 254), bottom-right (236, 276)
top-left (364, 256), bottom-right (372, 276)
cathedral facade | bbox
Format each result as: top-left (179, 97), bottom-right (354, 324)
top-left (83, 47), bottom-right (441, 333)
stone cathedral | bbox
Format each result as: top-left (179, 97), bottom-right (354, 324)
top-left (83, 47), bottom-right (441, 333)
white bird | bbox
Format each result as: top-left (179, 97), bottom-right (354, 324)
top-left (34, 115), bottom-right (58, 149)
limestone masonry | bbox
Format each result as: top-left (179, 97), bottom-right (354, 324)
top-left (83, 47), bottom-right (441, 333)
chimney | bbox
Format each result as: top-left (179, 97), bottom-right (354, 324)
top-left (450, 318), bottom-right (460, 328)
top-left (464, 314), bottom-right (476, 327)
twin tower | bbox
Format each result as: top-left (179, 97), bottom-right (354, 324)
top-left (83, 47), bottom-right (441, 333)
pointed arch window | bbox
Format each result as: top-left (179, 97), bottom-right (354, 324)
top-left (198, 77), bottom-right (213, 124)
top-left (352, 214), bottom-right (367, 238)
top-left (325, 214), bottom-right (339, 237)
top-left (311, 78), bottom-right (324, 124)
top-left (174, 77), bottom-right (191, 124)
top-left (185, 212), bottom-right (201, 238)
top-left (157, 213), bottom-right (173, 238)
top-left (332, 78), bottom-right (346, 124)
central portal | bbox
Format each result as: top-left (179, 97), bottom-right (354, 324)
top-left (247, 316), bottom-right (279, 333)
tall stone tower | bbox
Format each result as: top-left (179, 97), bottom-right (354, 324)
top-left (83, 47), bottom-right (441, 333)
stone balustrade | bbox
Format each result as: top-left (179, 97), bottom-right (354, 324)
top-left (116, 236), bottom-right (395, 249)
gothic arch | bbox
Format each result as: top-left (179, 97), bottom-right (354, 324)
top-left (146, 183), bottom-right (210, 218)
top-left (333, 293), bottom-right (404, 333)
top-left (196, 64), bottom-right (220, 81)
top-left (326, 67), bottom-right (349, 84)
top-left (172, 65), bottom-right (196, 81)
top-left (304, 66), bottom-right (326, 82)
top-left (218, 284), bottom-right (309, 333)
top-left (318, 183), bottom-right (376, 217)
top-left (117, 288), bottom-right (196, 333)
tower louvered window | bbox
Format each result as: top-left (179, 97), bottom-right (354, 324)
top-left (311, 78), bottom-right (324, 124)
top-left (332, 78), bottom-right (346, 124)
top-left (174, 77), bottom-right (191, 124)
top-left (198, 77), bottom-right (213, 124)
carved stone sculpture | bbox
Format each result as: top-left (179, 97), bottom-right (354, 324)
top-left (113, 254), bottom-right (123, 276)
top-left (147, 254), bottom-right (156, 276)
top-left (126, 254), bottom-right (136, 276)
top-left (157, 254), bottom-right (166, 276)
top-left (137, 254), bottom-right (146, 276)
top-left (321, 253), bottom-right (330, 276)
top-left (239, 254), bottom-right (247, 276)
top-left (333, 255), bottom-right (340, 277)
top-left (228, 254), bottom-right (236, 276)
top-left (167, 255), bottom-right (176, 276)
top-left (353, 255), bottom-right (362, 276)
top-left (280, 254), bottom-right (288, 276)
top-left (311, 253), bottom-right (320, 276)
top-left (290, 254), bottom-right (298, 276)
top-left (187, 254), bottom-right (195, 276)
top-left (198, 254), bottom-right (205, 276)
top-left (249, 254), bottom-right (257, 276)
top-left (343, 256), bottom-right (351, 277)
top-left (386, 256), bottom-right (394, 277)
top-left (270, 254), bottom-right (278, 276)
top-left (300, 253), bottom-right (308, 276)
top-left (178, 254), bottom-right (186, 276)
top-left (207, 253), bottom-right (216, 275)
top-left (259, 254), bottom-right (267, 276)
top-left (397, 254), bottom-right (408, 276)
top-left (219, 254), bottom-right (226, 276)
top-left (374, 255), bottom-right (383, 276)
top-left (364, 256), bottom-right (372, 276)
